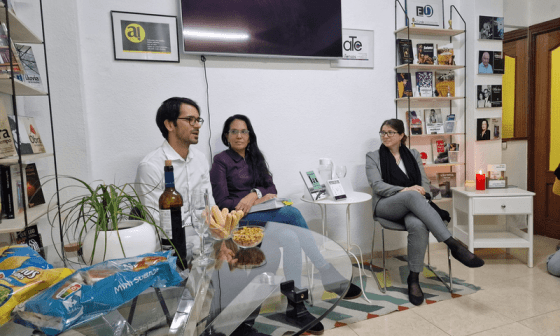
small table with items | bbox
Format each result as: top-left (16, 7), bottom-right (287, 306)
top-left (451, 187), bottom-right (535, 267)
top-left (1, 222), bottom-right (352, 336)
top-left (300, 191), bottom-right (372, 302)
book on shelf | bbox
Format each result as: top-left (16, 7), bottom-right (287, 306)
top-left (416, 71), bottom-right (433, 97)
top-left (396, 73), bottom-right (413, 98)
top-left (1, 163), bottom-right (27, 219)
top-left (434, 71), bottom-right (455, 97)
top-left (491, 85), bottom-right (502, 107)
top-left (444, 113), bottom-right (456, 133)
top-left (431, 137), bottom-right (449, 164)
top-left (13, 224), bottom-right (45, 258)
top-left (248, 197), bottom-right (288, 213)
top-left (15, 44), bottom-right (44, 91)
top-left (26, 163), bottom-right (45, 208)
top-left (0, 23), bottom-right (24, 79)
top-left (406, 110), bottom-right (423, 135)
top-left (487, 164), bottom-right (507, 188)
top-left (0, 100), bottom-right (17, 159)
top-left (8, 115), bottom-right (45, 155)
top-left (416, 43), bottom-right (434, 64)
top-left (436, 43), bottom-right (454, 65)
top-left (300, 170), bottom-right (328, 201)
top-left (448, 143), bottom-right (460, 163)
top-left (424, 108), bottom-right (444, 134)
top-left (396, 39), bottom-right (414, 65)
top-left (437, 172), bottom-right (456, 198)
top-left (493, 51), bottom-right (504, 74)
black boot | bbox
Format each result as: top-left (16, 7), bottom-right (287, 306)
top-left (444, 237), bottom-right (485, 268)
top-left (407, 271), bottom-right (424, 306)
top-left (319, 264), bottom-right (362, 300)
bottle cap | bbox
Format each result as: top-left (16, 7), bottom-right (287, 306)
top-left (165, 160), bottom-right (172, 166)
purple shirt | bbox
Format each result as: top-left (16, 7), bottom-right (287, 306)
top-left (210, 149), bottom-right (277, 210)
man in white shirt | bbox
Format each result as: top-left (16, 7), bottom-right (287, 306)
top-left (478, 52), bottom-right (493, 74)
top-left (135, 97), bottom-right (215, 243)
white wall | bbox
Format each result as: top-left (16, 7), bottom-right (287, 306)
top-left (528, 0), bottom-right (560, 26)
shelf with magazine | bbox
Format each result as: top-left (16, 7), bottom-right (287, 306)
top-left (0, 0), bottom-right (61, 253)
top-left (395, 1), bottom-right (467, 201)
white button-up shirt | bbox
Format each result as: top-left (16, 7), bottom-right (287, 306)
top-left (135, 140), bottom-right (215, 241)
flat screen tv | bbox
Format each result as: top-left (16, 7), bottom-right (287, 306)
top-left (180, 0), bottom-right (342, 59)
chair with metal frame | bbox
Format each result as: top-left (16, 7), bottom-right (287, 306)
top-left (368, 217), bottom-right (453, 294)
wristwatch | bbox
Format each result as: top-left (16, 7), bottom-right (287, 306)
top-left (251, 188), bottom-right (262, 199)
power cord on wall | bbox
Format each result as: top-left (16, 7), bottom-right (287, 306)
top-left (201, 55), bottom-right (213, 164)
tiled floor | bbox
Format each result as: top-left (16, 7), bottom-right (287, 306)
top-left (324, 235), bottom-right (560, 336)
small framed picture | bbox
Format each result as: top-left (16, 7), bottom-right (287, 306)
top-left (111, 11), bottom-right (179, 62)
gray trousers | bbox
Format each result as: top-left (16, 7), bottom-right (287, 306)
top-left (376, 191), bottom-right (452, 272)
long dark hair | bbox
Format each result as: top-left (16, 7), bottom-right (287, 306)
top-left (380, 119), bottom-right (408, 146)
top-left (221, 115), bottom-right (272, 187)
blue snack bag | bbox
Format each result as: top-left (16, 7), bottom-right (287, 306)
top-left (0, 245), bottom-right (52, 280)
top-left (14, 250), bottom-right (183, 335)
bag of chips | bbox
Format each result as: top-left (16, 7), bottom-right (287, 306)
top-left (14, 250), bottom-right (183, 335)
top-left (0, 245), bottom-right (53, 280)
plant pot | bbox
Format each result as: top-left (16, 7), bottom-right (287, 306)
top-left (81, 220), bottom-right (158, 265)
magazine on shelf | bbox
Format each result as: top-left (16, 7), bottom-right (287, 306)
top-left (416, 43), bottom-right (434, 64)
top-left (437, 172), bottom-right (456, 198)
top-left (396, 73), bottom-right (413, 98)
top-left (448, 143), bottom-right (460, 163)
top-left (1, 163), bottom-right (27, 219)
top-left (8, 115), bottom-right (34, 155)
top-left (14, 224), bottom-right (45, 258)
top-left (444, 114), bottom-right (456, 133)
top-left (0, 100), bottom-right (17, 159)
top-left (424, 108), bottom-right (444, 134)
top-left (26, 163), bottom-right (46, 208)
top-left (434, 71), bottom-right (455, 97)
top-left (0, 23), bottom-right (24, 79)
top-left (248, 197), bottom-right (288, 213)
top-left (491, 85), bottom-right (502, 107)
top-left (431, 137), bottom-right (449, 164)
top-left (406, 110), bottom-right (423, 135)
top-left (300, 170), bottom-right (328, 201)
top-left (416, 71), bottom-right (433, 97)
top-left (15, 44), bottom-right (44, 91)
top-left (21, 116), bottom-right (45, 153)
top-left (396, 39), bottom-right (414, 65)
top-left (436, 43), bottom-right (454, 65)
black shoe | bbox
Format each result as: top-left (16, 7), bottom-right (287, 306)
top-left (305, 321), bottom-right (324, 335)
top-left (342, 283), bottom-right (362, 300)
top-left (407, 274), bottom-right (424, 306)
top-left (450, 246), bottom-right (485, 268)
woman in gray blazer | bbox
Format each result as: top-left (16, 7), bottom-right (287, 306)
top-left (366, 119), bottom-right (484, 306)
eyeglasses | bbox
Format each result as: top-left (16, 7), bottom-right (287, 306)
top-left (228, 130), bottom-right (250, 135)
top-left (177, 116), bottom-right (204, 126)
top-left (379, 131), bottom-right (399, 137)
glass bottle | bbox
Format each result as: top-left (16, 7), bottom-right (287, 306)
top-left (159, 160), bottom-right (187, 269)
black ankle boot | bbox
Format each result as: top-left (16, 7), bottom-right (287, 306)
top-left (407, 272), bottom-right (424, 306)
top-left (444, 237), bottom-right (485, 268)
top-left (319, 264), bottom-right (362, 300)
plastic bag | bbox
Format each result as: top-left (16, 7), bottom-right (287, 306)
top-left (14, 250), bottom-right (183, 335)
top-left (0, 245), bottom-right (53, 280)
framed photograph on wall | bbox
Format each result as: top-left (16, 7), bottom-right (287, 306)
top-left (111, 11), bottom-right (179, 62)
top-left (479, 16), bottom-right (504, 40)
top-left (405, 0), bottom-right (444, 28)
top-left (478, 50), bottom-right (504, 74)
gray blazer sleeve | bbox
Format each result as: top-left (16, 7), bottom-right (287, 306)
top-left (365, 150), bottom-right (404, 197)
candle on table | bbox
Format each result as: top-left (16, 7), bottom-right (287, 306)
top-left (476, 170), bottom-right (486, 191)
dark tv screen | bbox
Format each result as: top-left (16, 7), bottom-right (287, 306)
top-left (180, 0), bottom-right (342, 58)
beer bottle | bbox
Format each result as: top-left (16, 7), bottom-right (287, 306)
top-left (159, 160), bottom-right (187, 269)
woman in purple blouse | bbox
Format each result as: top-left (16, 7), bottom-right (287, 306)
top-left (210, 114), bottom-right (363, 302)
top-left (210, 114), bottom-right (308, 227)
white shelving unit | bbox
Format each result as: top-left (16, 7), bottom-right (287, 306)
top-left (0, 1), bottom-right (59, 237)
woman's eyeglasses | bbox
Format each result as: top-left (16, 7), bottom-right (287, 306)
top-left (228, 130), bottom-right (250, 135)
top-left (379, 131), bottom-right (399, 137)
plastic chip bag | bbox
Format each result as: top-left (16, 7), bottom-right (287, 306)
top-left (0, 245), bottom-right (53, 280)
top-left (14, 250), bottom-right (183, 335)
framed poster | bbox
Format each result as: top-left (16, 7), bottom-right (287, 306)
top-left (405, 0), bottom-right (444, 28)
top-left (330, 29), bottom-right (374, 68)
top-left (111, 11), bottom-right (179, 62)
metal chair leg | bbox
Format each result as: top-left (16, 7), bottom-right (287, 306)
top-left (425, 245), bottom-right (453, 294)
top-left (369, 222), bottom-right (387, 293)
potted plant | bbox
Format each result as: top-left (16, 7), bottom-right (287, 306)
top-left (47, 177), bottom-right (176, 266)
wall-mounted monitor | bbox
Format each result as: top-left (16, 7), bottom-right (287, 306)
top-left (180, 0), bottom-right (342, 59)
